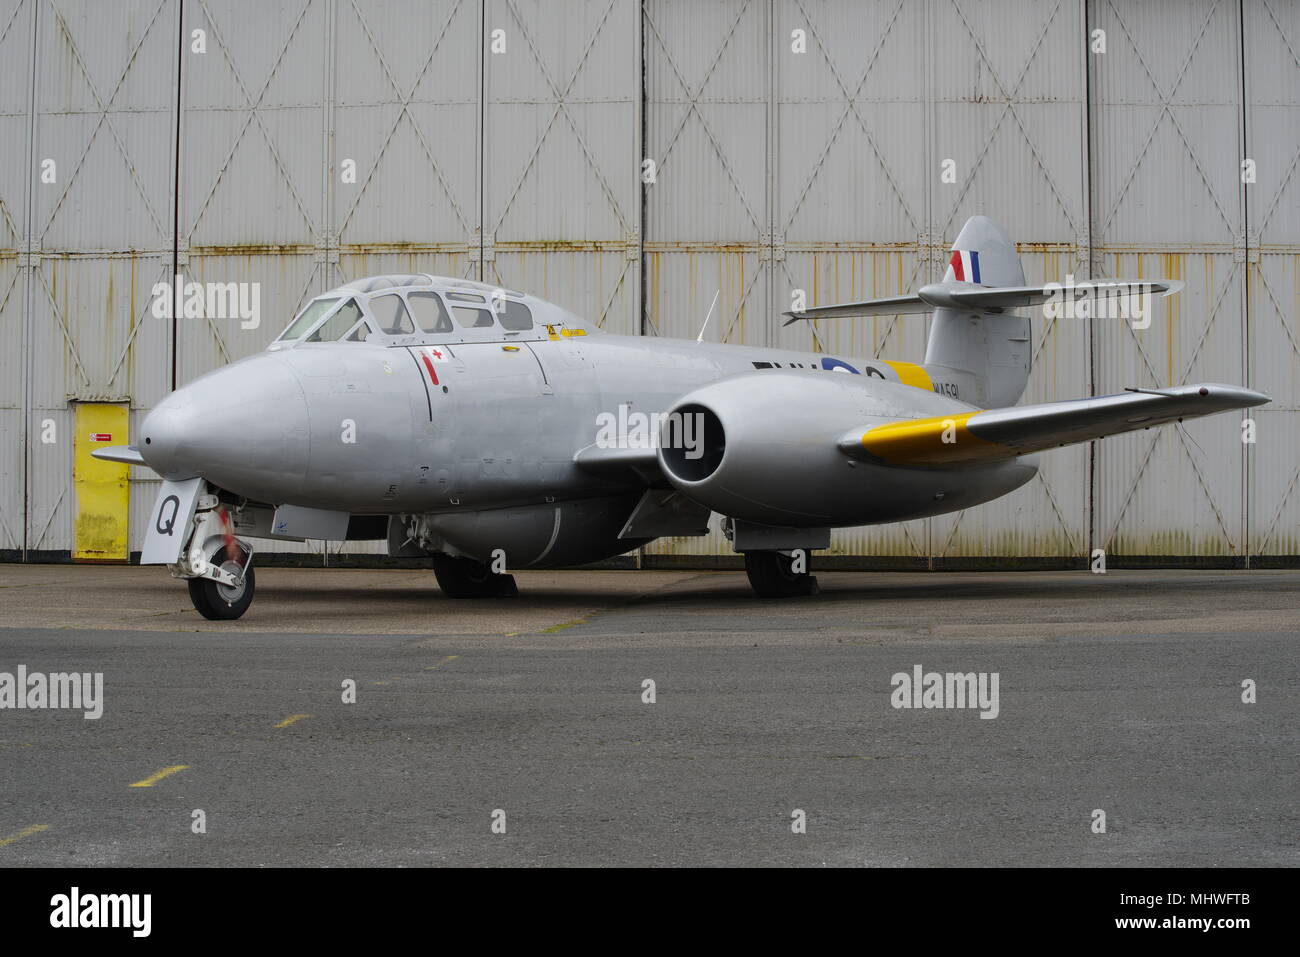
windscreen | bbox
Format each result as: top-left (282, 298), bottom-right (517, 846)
top-left (278, 298), bottom-right (340, 341)
top-left (305, 299), bottom-right (364, 342)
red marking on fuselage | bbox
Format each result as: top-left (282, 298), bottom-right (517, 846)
top-left (420, 353), bottom-right (440, 386)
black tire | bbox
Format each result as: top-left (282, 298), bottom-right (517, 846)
top-left (188, 546), bottom-right (255, 620)
top-left (744, 550), bottom-right (818, 598)
top-left (432, 554), bottom-right (519, 598)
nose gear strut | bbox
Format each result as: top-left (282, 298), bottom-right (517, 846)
top-left (168, 487), bottom-right (257, 619)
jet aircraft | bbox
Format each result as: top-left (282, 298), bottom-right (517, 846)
top-left (94, 216), bottom-right (1268, 618)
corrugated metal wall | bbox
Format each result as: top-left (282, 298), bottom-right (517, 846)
top-left (3, 0), bottom-right (1297, 566)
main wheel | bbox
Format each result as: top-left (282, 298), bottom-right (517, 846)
top-left (744, 549), bottom-right (818, 598)
top-left (432, 554), bottom-right (519, 598)
top-left (188, 546), bottom-right (255, 620)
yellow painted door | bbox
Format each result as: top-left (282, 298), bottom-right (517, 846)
top-left (73, 403), bottom-right (129, 561)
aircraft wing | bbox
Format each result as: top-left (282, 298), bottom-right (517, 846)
top-left (840, 384), bottom-right (1268, 467)
top-left (573, 443), bottom-right (668, 486)
top-left (783, 279), bottom-right (1182, 323)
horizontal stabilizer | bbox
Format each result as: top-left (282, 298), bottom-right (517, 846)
top-left (783, 279), bottom-right (1182, 323)
top-left (840, 384), bottom-right (1268, 468)
top-left (90, 445), bottom-right (146, 466)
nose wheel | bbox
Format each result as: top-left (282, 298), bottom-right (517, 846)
top-left (187, 545), bottom-right (256, 620)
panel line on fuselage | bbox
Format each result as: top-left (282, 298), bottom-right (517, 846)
top-left (406, 347), bottom-right (433, 420)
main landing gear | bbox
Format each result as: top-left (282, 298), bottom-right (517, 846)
top-left (432, 554), bottom-right (519, 598)
top-left (743, 549), bottom-right (819, 598)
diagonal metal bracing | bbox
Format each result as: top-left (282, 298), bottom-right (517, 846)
top-left (1175, 261), bottom-right (1240, 384)
top-left (0, 0), bottom-right (28, 244)
top-left (38, 0), bottom-right (171, 245)
top-left (641, 2), bottom-right (776, 347)
top-left (0, 267), bottom-right (20, 325)
top-left (29, 486), bottom-right (65, 551)
top-left (187, 0), bottom-right (318, 239)
top-left (335, 0), bottom-right (471, 237)
top-left (643, 0), bottom-right (765, 235)
top-left (934, 468), bottom-right (1083, 559)
top-left (1252, 0), bottom-right (1300, 237)
top-left (33, 267), bottom-right (89, 387)
top-left (490, 0), bottom-right (627, 237)
top-left (595, 257), bottom-right (634, 328)
top-left (1171, 423), bottom-right (1237, 545)
top-left (1093, 255), bottom-right (1242, 551)
top-left (940, 0), bottom-right (1077, 238)
top-left (782, 0), bottom-right (918, 237)
top-left (1252, 265), bottom-right (1300, 369)
top-left (1100, 422), bottom-right (1237, 553)
top-left (1036, 468), bottom-right (1083, 553)
top-left (1096, 0), bottom-right (1236, 239)
top-left (1099, 427), bottom-right (1162, 548)
top-left (1254, 460), bottom-right (1300, 554)
top-left (717, 255), bottom-right (765, 344)
top-left (185, 0), bottom-right (321, 368)
top-left (0, 494), bottom-right (16, 549)
top-left (106, 260), bottom-right (174, 384)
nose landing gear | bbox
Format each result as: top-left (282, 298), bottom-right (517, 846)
top-left (187, 544), bottom-right (256, 620)
top-left (167, 491), bottom-right (257, 620)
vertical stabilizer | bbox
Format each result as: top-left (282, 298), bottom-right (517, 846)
top-left (926, 216), bottom-right (1031, 407)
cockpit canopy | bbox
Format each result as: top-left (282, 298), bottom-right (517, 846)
top-left (269, 274), bottom-right (594, 349)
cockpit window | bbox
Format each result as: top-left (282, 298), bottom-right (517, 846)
top-left (496, 300), bottom-right (533, 331)
top-left (370, 293), bottom-right (415, 335)
top-left (278, 297), bottom-right (340, 341)
top-left (452, 305), bottom-right (495, 329)
top-left (407, 292), bottom-right (453, 333)
top-left (305, 298), bottom-right (363, 342)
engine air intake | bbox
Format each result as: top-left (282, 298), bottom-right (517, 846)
top-left (658, 403), bottom-right (725, 484)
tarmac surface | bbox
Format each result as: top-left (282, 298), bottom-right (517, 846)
top-left (0, 564), bottom-right (1296, 866)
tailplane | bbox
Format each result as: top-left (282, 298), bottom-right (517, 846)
top-left (783, 215), bottom-right (1181, 408)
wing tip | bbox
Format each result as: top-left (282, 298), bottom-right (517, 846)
top-left (1192, 384), bottom-right (1271, 408)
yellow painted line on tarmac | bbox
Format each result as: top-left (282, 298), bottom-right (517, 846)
top-left (505, 616), bottom-right (588, 637)
top-left (274, 713), bottom-right (310, 728)
top-left (0, 824), bottom-right (49, 848)
top-left (539, 616), bottom-right (587, 634)
top-left (424, 655), bottom-right (460, 671)
top-left (129, 765), bottom-right (189, 788)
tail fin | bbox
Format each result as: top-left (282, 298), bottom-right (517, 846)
top-left (941, 215), bottom-right (1025, 287)
top-left (927, 216), bottom-right (1031, 407)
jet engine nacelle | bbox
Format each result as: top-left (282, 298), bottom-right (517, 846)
top-left (655, 371), bottom-right (1038, 528)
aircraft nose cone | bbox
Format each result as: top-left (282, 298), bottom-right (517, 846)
top-left (140, 355), bottom-right (309, 499)
top-left (139, 393), bottom-right (197, 480)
